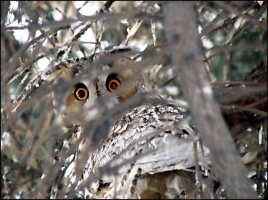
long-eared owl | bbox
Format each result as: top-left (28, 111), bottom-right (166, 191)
top-left (43, 46), bottom-right (210, 199)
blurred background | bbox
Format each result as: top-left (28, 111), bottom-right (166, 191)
top-left (1, 1), bottom-right (267, 199)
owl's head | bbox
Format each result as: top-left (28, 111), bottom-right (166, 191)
top-left (43, 47), bottom-right (147, 127)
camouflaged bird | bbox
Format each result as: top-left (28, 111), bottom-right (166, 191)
top-left (43, 46), bottom-right (210, 199)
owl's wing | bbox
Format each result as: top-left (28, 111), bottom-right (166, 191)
top-left (82, 104), bottom-right (210, 198)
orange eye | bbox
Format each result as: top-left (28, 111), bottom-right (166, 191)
top-left (106, 74), bottom-right (121, 93)
top-left (74, 83), bottom-right (89, 101)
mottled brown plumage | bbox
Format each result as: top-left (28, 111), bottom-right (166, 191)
top-left (44, 46), bottom-right (210, 199)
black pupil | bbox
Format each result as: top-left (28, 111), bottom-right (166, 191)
top-left (110, 81), bottom-right (118, 90)
top-left (78, 89), bottom-right (85, 98)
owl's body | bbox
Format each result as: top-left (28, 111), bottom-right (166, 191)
top-left (83, 104), bottom-right (210, 199)
top-left (44, 46), bottom-right (210, 199)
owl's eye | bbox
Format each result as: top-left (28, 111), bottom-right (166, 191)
top-left (74, 83), bottom-right (89, 101)
top-left (106, 74), bottom-right (121, 93)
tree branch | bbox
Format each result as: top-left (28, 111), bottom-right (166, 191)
top-left (162, 1), bottom-right (257, 198)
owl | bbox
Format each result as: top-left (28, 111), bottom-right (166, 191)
top-left (43, 46), bottom-right (211, 199)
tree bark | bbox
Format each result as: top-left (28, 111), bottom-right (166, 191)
top-left (162, 1), bottom-right (257, 198)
